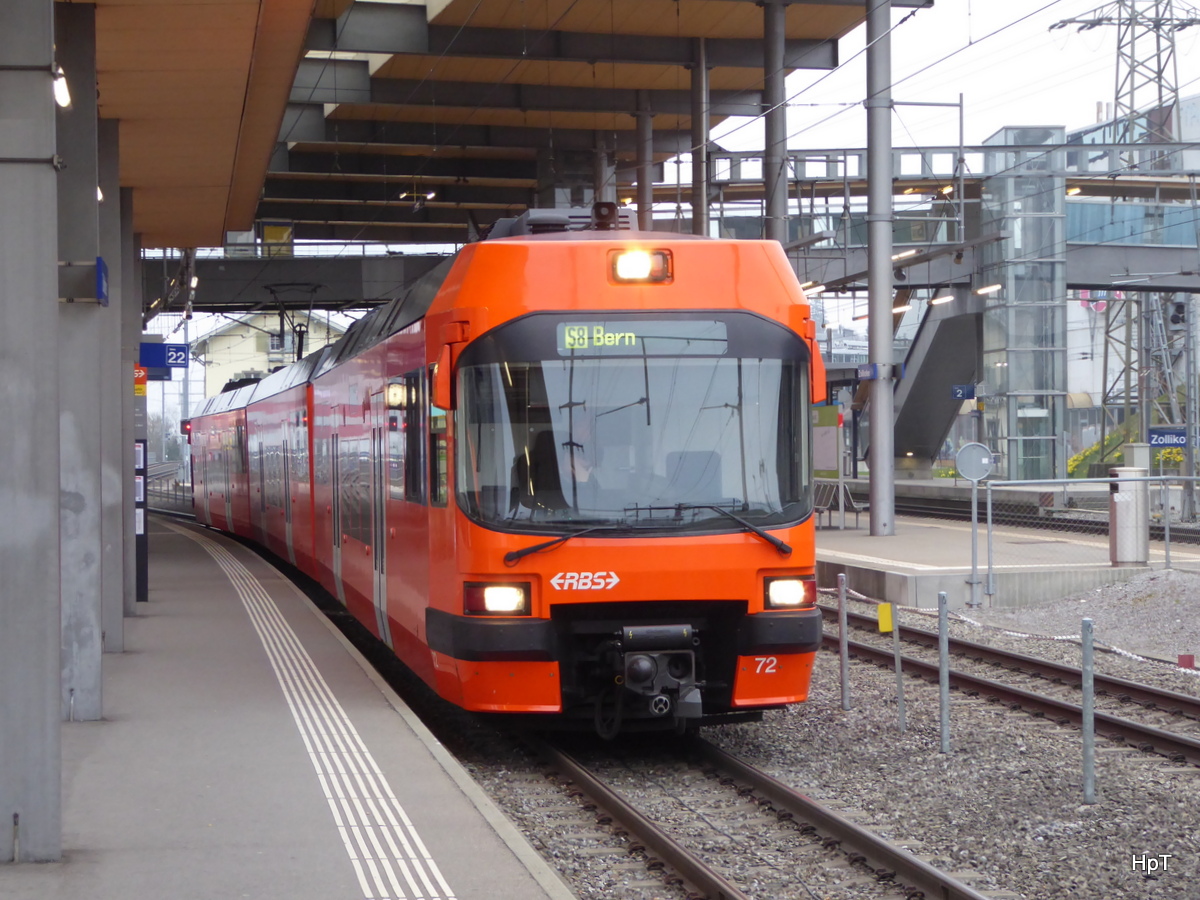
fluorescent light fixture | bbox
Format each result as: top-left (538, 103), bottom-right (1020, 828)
top-left (53, 66), bottom-right (71, 108)
top-left (804, 284), bottom-right (826, 294)
top-left (891, 249), bottom-right (918, 261)
top-left (930, 293), bottom-right (953, 305)
top-left (905, 451), bottom-right (914, 457)
top-left (1067, 186), bottom-right (1082, 196)
top-left (852, 312), bottom-right (869, 321)
top-left (940, 184), bottom-right (954, 195)
top-left (96, 186), bottom-right (103, 202)
top-left (892, 303), bottom-right (912, 313)
top-left (975, 283), bottom-right (1003, 295)
top-left (189, 275), bottom-right (199, 289)
top-left (800, 281), bottom-right (815, 289)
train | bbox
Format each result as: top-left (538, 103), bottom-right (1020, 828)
top-left (187, 203), bottom-right (827, 736)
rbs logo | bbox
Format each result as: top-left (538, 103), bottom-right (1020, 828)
top-left (550, 571), bottom-right (620, 590)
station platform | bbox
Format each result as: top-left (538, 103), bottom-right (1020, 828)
top-left (814, 477), bottom-right (1200, 609)
top-left (0, 516), bottom-right (575, 900)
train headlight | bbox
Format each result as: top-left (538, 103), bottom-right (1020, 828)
top-left (764, 577), bottom-right (816, 609)
top-left (464, 583), bottom-right (530, 615)
top-left (610, 249), bottom-right (672, 283)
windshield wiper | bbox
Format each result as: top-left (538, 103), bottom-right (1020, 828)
top-left (504, 524), bottom-right (623, 565)
top-left (673, 503), bottom-right (792, 556)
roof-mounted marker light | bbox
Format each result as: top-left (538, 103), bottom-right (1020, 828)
top-left (611, 249), bottom-right (672, 284)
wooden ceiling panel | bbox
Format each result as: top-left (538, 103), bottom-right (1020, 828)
top-left (89, 0), bottom-right (877, 250)
top-left (373, 56), bottom-right (762, 92)
top-left (328, 102), bottom-right (690, 133)
top-left (93, 0), bottom-right (312, 247)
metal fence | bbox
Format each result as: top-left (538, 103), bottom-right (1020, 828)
top-left (146, 479), bottom-right (193, 516)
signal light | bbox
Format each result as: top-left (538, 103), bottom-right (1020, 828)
top-left (1171, 302), bottom-right (1186, 326)
top-left (181, 419), bottom-right (192, 443)
top-left (610, 249), bottom-right (672, 284)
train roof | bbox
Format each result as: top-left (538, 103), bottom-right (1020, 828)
top-left (193, 382), bottom-right (258, 418)
top-left (191, 205), bottom-right (746, 418)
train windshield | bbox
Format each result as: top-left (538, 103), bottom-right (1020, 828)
top-left (455, 313), bottom-right (812, 535)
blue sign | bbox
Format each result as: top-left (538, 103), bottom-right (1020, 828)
top-left (952, 384), bottom-right (976, 400)
top-left (857, 363), bottom-right (879, 381)
top-left (1149, 426), bottom-right (1189, 447)
top-left (96, 257), bottom-right (108, 307)
top-left (139, 342), bottom-right (189, 368)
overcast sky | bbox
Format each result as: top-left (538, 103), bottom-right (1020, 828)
top-left (714, 0), bottom-right (1200, 152)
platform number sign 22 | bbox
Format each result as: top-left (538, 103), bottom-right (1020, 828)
top-left (165, 345), bottom-right (188, 366)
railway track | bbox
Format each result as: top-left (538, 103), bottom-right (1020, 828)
top-left (530, 734), bottom-right (999, 900)
top-left (822, 605), bottom-right (1200, 766)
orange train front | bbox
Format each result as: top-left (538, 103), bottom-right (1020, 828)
top-left (189, 204), bottom-right (827, 736)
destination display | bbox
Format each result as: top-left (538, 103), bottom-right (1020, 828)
top-left (556, 320), bottom-right (729, 356)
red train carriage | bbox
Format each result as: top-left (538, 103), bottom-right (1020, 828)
top-left (190, 205), bottom-right (826, 736)
top-left (190, 383), bottom-right (256, 535)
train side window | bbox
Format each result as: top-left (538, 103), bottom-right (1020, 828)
top-left (429, 364), bottom-right (448, 507)
top-left (386, 378), bottom-right (406, 501)
top-left (403, 370), bottom-right (426, 505)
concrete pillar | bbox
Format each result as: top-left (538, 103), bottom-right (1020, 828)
top-left (636, 90), bottom-right (654, 230)
top-left (690, 38), bottom-right (710, 237)
top-left (56, 1), bottom-right (104, 721)
top-left (121, 189), bottom-right (141, 616)
top-left (763, 1), bottom-right (788, 244)
top-left (99, 118), bottom-right (124, 652)
top-left (866, 0), bottom-right (896, 535)
top-left (0, 0), bottom-right (62, 861)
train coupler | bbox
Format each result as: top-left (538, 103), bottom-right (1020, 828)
top-left (618, 624), bottom-right (702, 719)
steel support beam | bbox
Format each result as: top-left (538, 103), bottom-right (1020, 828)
top-left (637, 91), bottom-right (654, 230)
top-left (120, 190), bottom-right (140, 618)
top-left (98, 117), bottom-right (124, 654)
top-left (56, 0), bottom-right (103, 722)
top-left (0, 0), bottom-right (61, 861)
top-left (763, 1), bottom-right (788, 244)
top-left (691, 39), bottom-right (710, 236)
top-left (304, 4), bottom-right (838, 69)
top-left (280, 108), bottom-right (696, 155)
top-left (866, 0), bottom-right (895, 535)
top-left (594, 140), bottom-right (616, 203)
top-left (294, 59), bottom-right (765, 115)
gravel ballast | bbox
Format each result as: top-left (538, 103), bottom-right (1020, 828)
top-left (440, 570), bottom-right (1200, 899)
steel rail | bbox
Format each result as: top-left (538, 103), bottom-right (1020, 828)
top-left (530, 738), bottom-right (751, 900)
top-left (691, 739), bottom-right (995, 900)
top-left (823, 606), bottom-right (1200, 718)
top-left (829, 635), bottom-right (1200, 764)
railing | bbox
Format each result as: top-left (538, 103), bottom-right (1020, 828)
top-left (983, 475), bottom-right (1200, 596)
top-left (146, 480), bottom-right (193, 516)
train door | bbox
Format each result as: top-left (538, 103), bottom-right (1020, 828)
top-left (223, 444), bottom-right (233, 527)
top-left (331, 432), bottom-right (345, 605)
top-left (199, 441), bottom-right (211, 523)
top-left (283, 437), bottom-right (295, 566)
top-left (256, 442), bottom-right (268, 546)
top-left (370, 392), bottom-right (393, 647)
